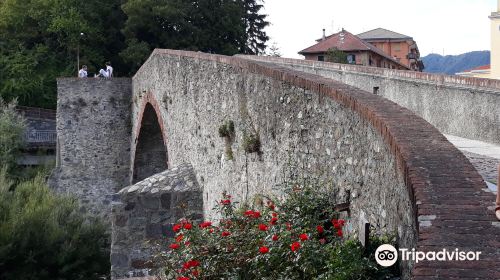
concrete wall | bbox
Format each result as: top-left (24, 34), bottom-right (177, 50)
top-left (132, 50), bottom-right (421, 276)
top-left (50, 78), bottom-right (132, 220)
top-left (238, 55), bottom-right (500, 146)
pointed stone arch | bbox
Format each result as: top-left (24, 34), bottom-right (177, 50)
top-left (131, 92), bottom-right (169, 183)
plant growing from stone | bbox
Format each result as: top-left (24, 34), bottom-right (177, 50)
top-left (218, 120), bottom-right (235, 160)
top-left (158, 182), bottom-right (399, 279)
top-left (242, 133), bottom-right (261, 154)
top-left (218, 120), bottom-right (235, 138)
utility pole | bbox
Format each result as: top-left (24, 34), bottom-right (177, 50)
top-left (76, 32), bottom-right (84, 77)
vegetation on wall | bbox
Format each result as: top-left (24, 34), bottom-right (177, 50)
top-left (243, 132), bottom-right (261, 154)
top-left (0, 0), bottom-right (269, 109)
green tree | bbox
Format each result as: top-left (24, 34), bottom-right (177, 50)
top-left (0, 171), bottom-right (110, 280)
top-left (0, 99), bottom-right (25, 172)
top-left (0, 0), bottom-right (126, 108)
top-left (266, 41), bottom-right (282, 57)
top-left (326, 47), bottom-right (349, 64)
top-left (240, 0), bottom-right (269, 55)
top-left (120, 0), bottom-right (269, 74)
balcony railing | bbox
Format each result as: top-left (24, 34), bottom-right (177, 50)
top-left (25, 130), bottom-right (57, 144)
top-left (407, 53), bottom-right (418, 60)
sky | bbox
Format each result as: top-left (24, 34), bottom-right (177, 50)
top-left (263, 0), bottom-right (498, 58)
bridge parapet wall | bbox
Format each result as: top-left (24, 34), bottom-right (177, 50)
top-left (237, 55), bottom-right (500, 146)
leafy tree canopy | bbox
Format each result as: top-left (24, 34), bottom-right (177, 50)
top-left (0, 0), bottom-right (269, 108)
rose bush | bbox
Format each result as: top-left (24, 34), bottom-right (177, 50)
top-left (158, 182), bottom-right (398, 279)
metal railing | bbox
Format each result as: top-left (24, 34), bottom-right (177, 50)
top-left (16, 106), bottom-right (56, 120)
top-left (25, 130), bottom-right (57, 143)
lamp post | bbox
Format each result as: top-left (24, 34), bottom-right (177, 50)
top-left (76, 32), bottom-right (84, 77)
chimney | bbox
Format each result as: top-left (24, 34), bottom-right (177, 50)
top-left (322, 29), bottom-right (326, 40)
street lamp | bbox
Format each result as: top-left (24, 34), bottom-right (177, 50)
top-left (76, 32), bottom-right (84, 77)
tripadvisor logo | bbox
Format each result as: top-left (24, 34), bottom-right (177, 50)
top-left (375, 244), bottom-right (482, 267)
top-left (375, 244), bottom-right (398, 267)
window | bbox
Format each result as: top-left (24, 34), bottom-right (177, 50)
top-left (394, 42), bottom-right (401, 51)
top-left (347, 54), bottom-right (356, 64)
top-left (318, 55), bottom-right (324, 61)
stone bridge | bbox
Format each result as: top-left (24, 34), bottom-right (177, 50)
top-left (51, 50), bottom-right (500, 279)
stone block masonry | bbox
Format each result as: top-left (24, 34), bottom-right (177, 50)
top-left (111, 163), bottom-right (202, 279)
top-left (50, 78), bottom-right (132, 220)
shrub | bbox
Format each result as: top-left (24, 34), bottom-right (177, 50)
top-left (0, 99), bottom-right (26, 172)
top-left (0, 169), bottom-right (110, 280)
top-left (158, 182), bottom-right (399, 279)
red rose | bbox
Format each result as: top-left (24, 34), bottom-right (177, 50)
top-left (272, 234), bottom-right (279, 241)
top-left (252, 211), bottom-right (261, 218)
top-left (209, 228), bottom-right (214, 233)
top-left (270, 217), bottom-right (278, 225)
top-left (169, 243), bottom-right (180, 250)
top-left (316, 225), bottom-right (324, 234)
top-left (173, 224), bottom-right (182, 232)
top-left (183, 223), bottom-right (193, 230)
top-left (192, 269), bottom-right (199, 277)
top-left (244, 210), bottom-right (254, 217)
top-left (199, 221), bottom-right (212, 228)
top-left (286, 222), bottom-right (292, 230)
top-left (177, 277), bottom-right (189, 280)
top-left (222, 231), bottom-right (231, 237)
top-left (290, 242), bottom-right (301, 251)
top-left (259, 246), bottom-right (269, 254)
top-left (183, 260), bottom-right (200, 270)
top-left (185, 241), bottom-right (191, 247)
top-left (221, 199), bottom-right (231, 205)
top-left (176, 234), bottom-right (184, 243)
top-left (337, 229), bottom-right (343, 237)
top-left (299, 233), bottom-right (308, 241)
top-left (332, 219), bottom-right (345, 229)
top-left (258, 224), bottom-right (268, 231)
top-left (271, 212), bottom-right (278, 218)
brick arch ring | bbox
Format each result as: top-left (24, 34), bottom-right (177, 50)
top-left (131, 91), bottom-right (170, 178)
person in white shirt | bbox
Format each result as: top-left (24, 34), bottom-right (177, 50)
top-left (97, 62), bottom-right (113, 78)
top-left (78, 65), bottom-right (88, 78)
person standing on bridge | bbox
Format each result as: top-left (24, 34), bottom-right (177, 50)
top-left (78, 65), bottom-right (88, 78)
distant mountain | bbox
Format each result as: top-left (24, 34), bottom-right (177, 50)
top-left (422, 51), bottom-right (490, 75)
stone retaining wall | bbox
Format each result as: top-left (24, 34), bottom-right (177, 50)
top-left (111, 163), bottom-right (202, 279)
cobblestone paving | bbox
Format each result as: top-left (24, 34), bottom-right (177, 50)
top-left (462, 151), bottom-right (499, 184)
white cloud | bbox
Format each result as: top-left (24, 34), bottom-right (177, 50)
top-left (263, 0), bottom-right (497, 58)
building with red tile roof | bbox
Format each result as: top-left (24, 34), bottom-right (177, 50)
top-left (299, 29), bottom-right (410, 70)
top-left (357, 28), bottom-right (424, 71)
top-left (456, 64), bottom-right (491, 77)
